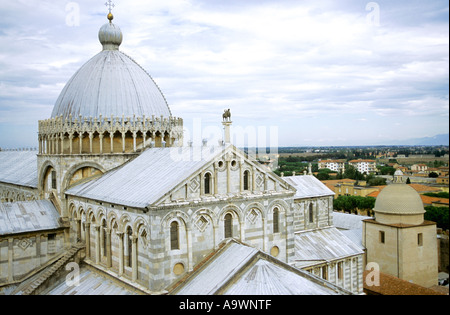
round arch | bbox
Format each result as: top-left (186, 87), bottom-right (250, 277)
top-left (243, 202), bottom-right (265, 219)
top-left (217, 205), bottom-right (242, 226)
top-left (267, 199), bottom-right (290, 216)
top-left (218, 205), bottom-right (242, 241)
top-left (62, 161), bottom-right (105, 192)
top-left (38, 160), bottom-right (57, 195)
top-left (161, 210), bottom-right (190, 229)
top-left (78, 206), bottom-right (86, 220)
top-left (192, 208), bottom-right (216, 223)
top-left (95, 207), bottom-right (107, 224)
top-left (133, 216), bottom-right (149, 237)
top-left (86, 207), bottom-right (96, 224)
top-left (107, 211), bottom-right (119, 230)
top-left (118, 213), bottom-right (132, 233)
top-left (68, 201), bottom-right (78, 219)
top-left (191, 208), bottom-right (216, 234)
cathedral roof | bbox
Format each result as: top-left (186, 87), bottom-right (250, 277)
top-left (65, 145), bottom-right (230, 208)
top-left (0, 200), bottom-right (62, 236)
top-left (294, 226), bottom-right (364, 269)
top-left (171, 240), bottom-right (350, 295)
top-left (283, 175), bottom-right (335, 199)
top-left (51, 18), bottom-right (171, 120)
top-left (0, 150), bottom-right (37, 188)
top-left (46, 266), bottom-right (140, 295)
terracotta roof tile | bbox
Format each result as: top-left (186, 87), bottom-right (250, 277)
top-left (366, 186), bottom-right (448, 206)
top-left (363, 271), bottom-right (447, 295)
top-left (408, 184), bottom-right (441, 193)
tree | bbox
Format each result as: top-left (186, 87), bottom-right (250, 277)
top-left (316, 172), bottom-right (330, 180)
top-left (423, 192), bottom-right (449, 198)
top-left (316, 168), bottom-right (336, 180)
top-left (333, 195), bottom-right (376, 214)
top-left (334, 196), bottom-right (357, 213)
top-left (424, 206), bottom-right (449, 230)
top-left (366, 174), bottom-right (387, 186)
top-left (343, 165), bottom-right (364, 180)
top-left (379, 166), bottom-right (395, 175)
top-left (359, 196), bottom-right (376, 210)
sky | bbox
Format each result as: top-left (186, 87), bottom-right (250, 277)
top-left (0, 0), bottom-right (448, 149)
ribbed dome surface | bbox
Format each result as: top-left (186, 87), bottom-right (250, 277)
top-left (51, 22), bottom-right (171, 120)
top-left (373, 183), bottom-right (425, 215)
top-left (98, 22), bottom-right (123, 50)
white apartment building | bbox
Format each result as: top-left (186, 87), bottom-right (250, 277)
top-left (348, 160), bottom-right (377, 174)
top-left (318, 160), bottom-right (346, 173)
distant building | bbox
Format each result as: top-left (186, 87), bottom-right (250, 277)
top-left (438, 167), bottom-right (449, 176)
top-left (334, 181), bottom-right (380, 199)
top-left (396, 166), bottom-right (409, 174)
top-left (318, 160), bottom-right (346, 173)
top-left (436, 176), bottom-right (449, 186)
top-left (411, 164), bottom-right (428, 172)
top-left (349, 159), bottom-right (377, 174)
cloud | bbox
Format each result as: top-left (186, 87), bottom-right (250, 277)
top-left (0, 0), bottom-right (448, 148)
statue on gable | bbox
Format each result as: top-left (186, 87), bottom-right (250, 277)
top-left (222, 109), bottom-right (231, 122)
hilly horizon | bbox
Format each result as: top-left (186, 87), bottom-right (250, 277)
top-left (281, 133), bottom-right (449, 148)
top-left (380, 133), bottom-right (449, 146)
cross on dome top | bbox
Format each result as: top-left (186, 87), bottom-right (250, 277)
top-left (105, 0), bottom-right (115, 22)
top-left (105, 0), bottom-right (115, 13)
top-left (99, 0), bottom-right (122, 50)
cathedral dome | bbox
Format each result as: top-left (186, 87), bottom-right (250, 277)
top-left (373, 184), bottom-right (425, 216)
top-left (51, 19), bottom-right (171, 120)
top-left (373, 182), bottom-right (425, 225)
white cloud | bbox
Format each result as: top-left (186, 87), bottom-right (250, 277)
top-left (0, 0), bottom-right (448, 148)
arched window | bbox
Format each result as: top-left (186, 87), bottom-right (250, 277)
top-left (273, 207), bottom-right (279, 233)
top-left (51, 170), bottom-right (57, 189)
top-left (322, 266), bottom-right (328, 280)
top-left (309, 203), bottom-right (314, 223)
top-left (80, 211), bottom-right (86, 241)
top-left (337, 262), bottom-right (343, 280)
top-left (204, 173), bottom-right (211, 195)
top-left (102, 219), bottom-right (107, 257)
top-left (170, 221), bottom-right (179, 250)
top-left (224, 213), bottom-right (233, 238)
top-left (126, 226), bottom-right (133, 267)
top-left (243, 170), bottom-right (250, 191)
